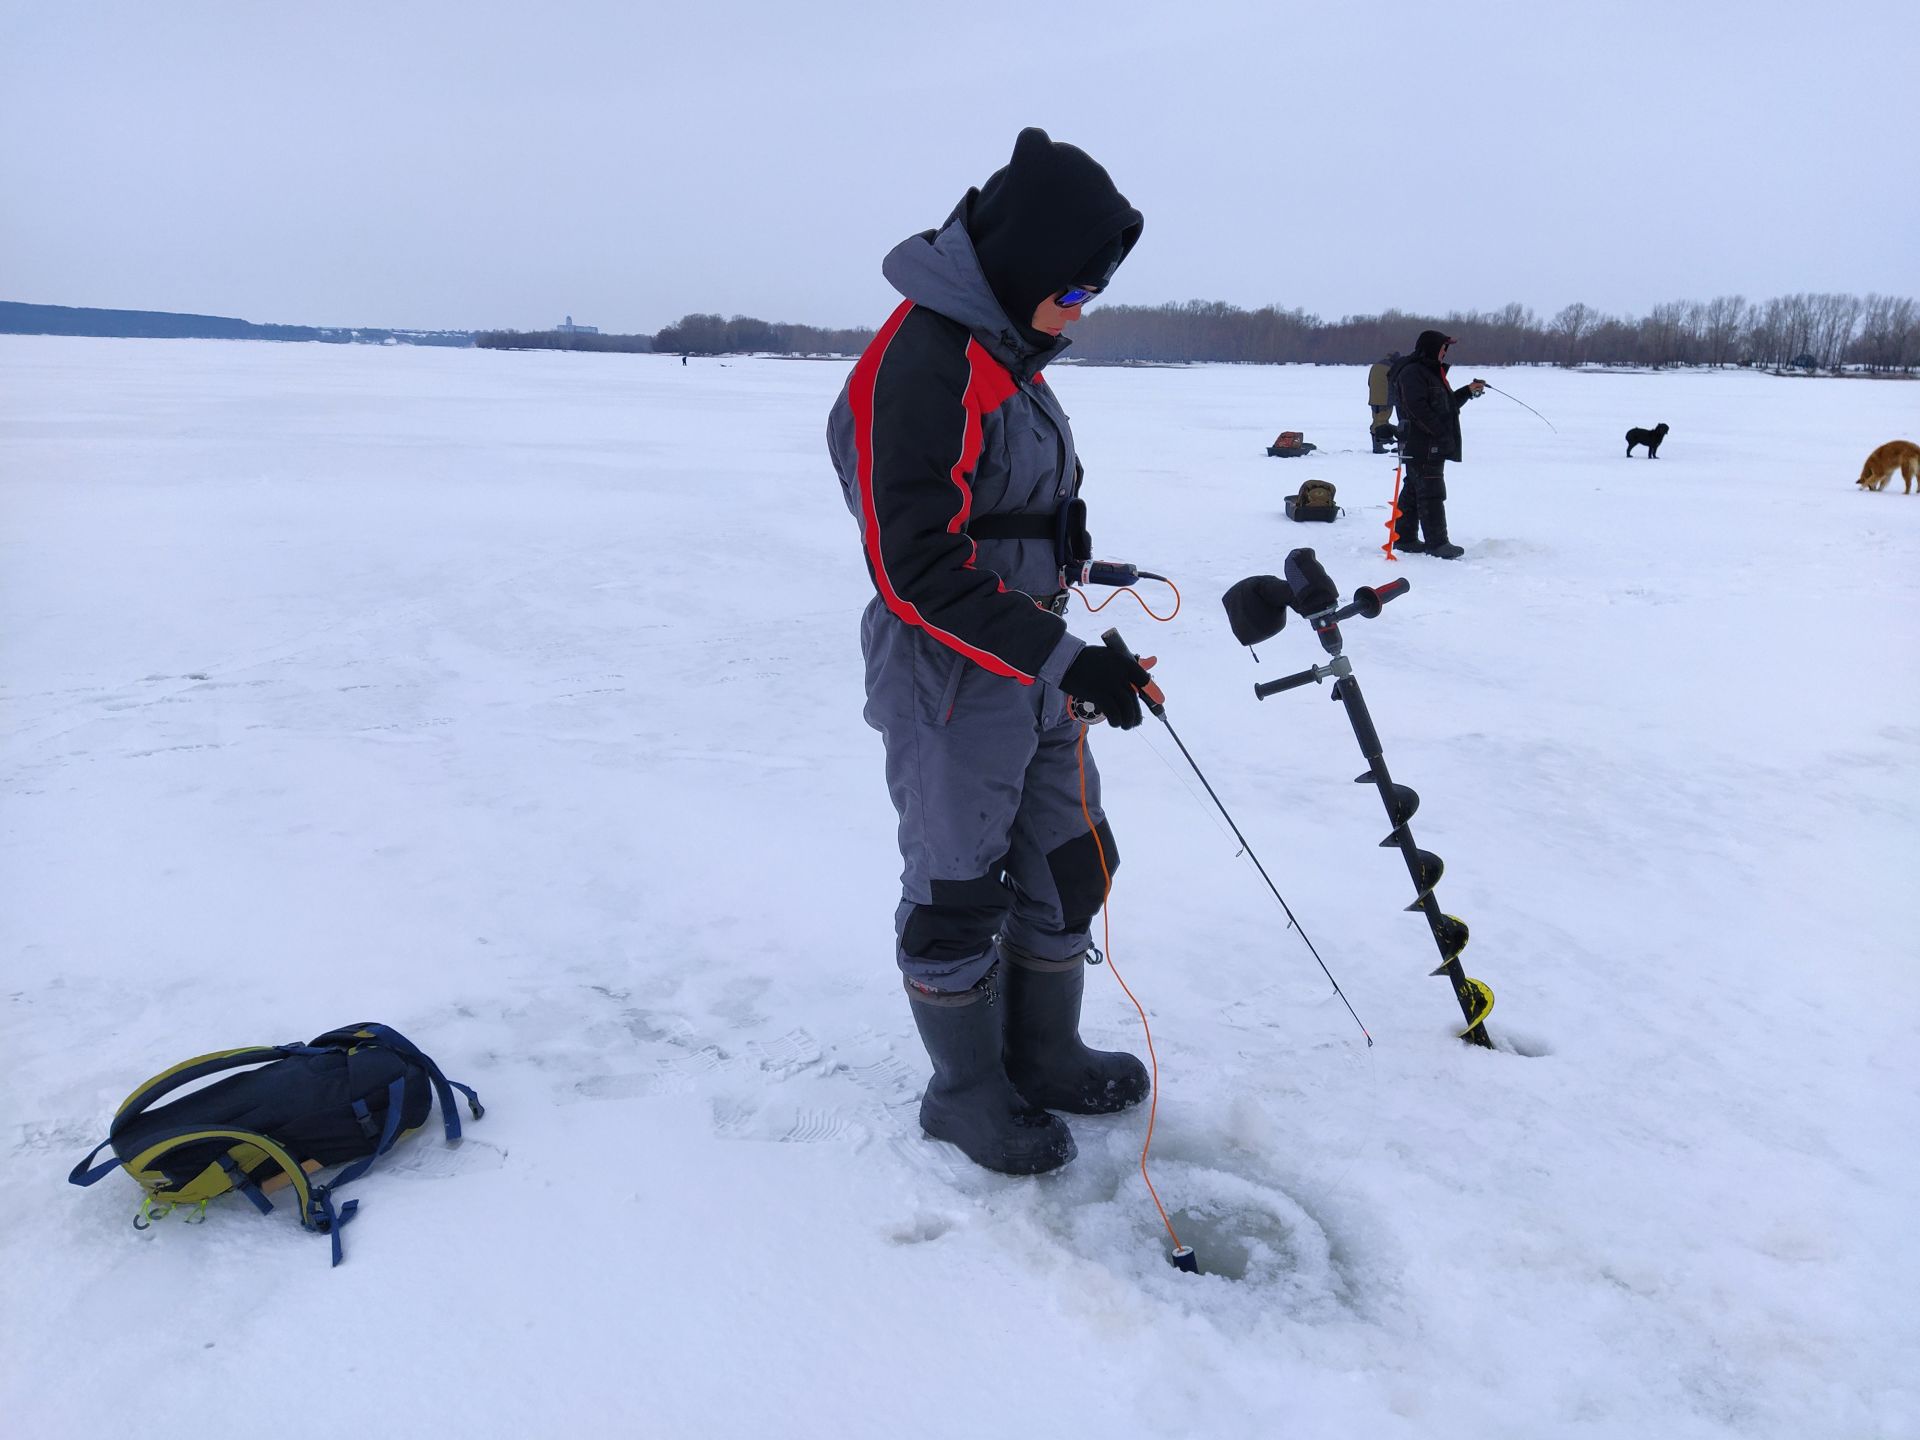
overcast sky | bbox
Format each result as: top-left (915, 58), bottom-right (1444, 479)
top-left (3, 0), bottom-right (1913, 335)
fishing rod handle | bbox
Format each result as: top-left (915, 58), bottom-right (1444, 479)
top-left (1099, 628), bottom-right (1166, 714)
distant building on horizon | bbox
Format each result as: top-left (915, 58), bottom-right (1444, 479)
top-left (556, 314), bottom-right (598, 335)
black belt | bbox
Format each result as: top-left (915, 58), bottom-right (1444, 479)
top-left (964, 513), bottom-right (1058, 541)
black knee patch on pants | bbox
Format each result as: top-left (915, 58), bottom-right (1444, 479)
top-left (1410, 461), bottom-right (1447, 502)
top-left (1047, 821), bottom-right (1118, 934)
top-left (906, 868), bottom-right (1014, 963)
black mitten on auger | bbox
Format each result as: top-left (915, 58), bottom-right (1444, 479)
top-left (1221, 575), bottom-right (1294, 647)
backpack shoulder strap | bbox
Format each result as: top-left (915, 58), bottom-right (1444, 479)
top-left (69, 1044), bottom-right (341, 1190)
top-left (118, 1124), bottom-right (362, 1265)
top-left (69, 1044), bottom-right (317, 1186)
top-left (98, 1123), bottom-right (312, 1213)
top-left (113, 1046), bottom-right (296, 1125)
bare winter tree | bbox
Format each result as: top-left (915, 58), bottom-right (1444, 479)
top-left (1639, 301), bottom-right (1692, 368)
top-left (1550, 302), bottom-right (1593, 366)
top-left (1781, 293), bottom-right (1820, 368)
top-left (1810, 293), bottom-right (1863, 371)
top-left (1851, 294), bottom-right (1919, 372)
top-left (1700, 295), bottom-right (1746, 367)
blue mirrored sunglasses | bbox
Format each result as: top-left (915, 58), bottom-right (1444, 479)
top-left (1054, 285), bottom-right (1101, 308)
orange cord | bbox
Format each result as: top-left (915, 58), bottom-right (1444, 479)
top-left (1071, 574), bottom-right (1181, 620)
top-left (1075, 721), bottom-right (1183, 1253)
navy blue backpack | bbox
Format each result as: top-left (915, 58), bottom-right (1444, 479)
top-left (69, 1023), bottom-right (483, 1265)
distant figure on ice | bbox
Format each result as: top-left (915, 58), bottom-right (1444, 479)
top-left (826, 128), bottom-right (1154, 1176)
top-left (1389, 331), bottom-right (1485, 559)
top-left (1368, 352), bottom-right (1401, 453)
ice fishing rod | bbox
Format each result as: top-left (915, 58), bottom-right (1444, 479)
top-left (1251, 554), bottom-right (1495, 1047)
top-left (1099, 627), bottom-right (1373, 1048)
top-left (1478, 382), bottom-right (1559, 433)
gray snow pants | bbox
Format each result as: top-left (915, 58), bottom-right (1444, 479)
top-left (862, 602), bottom-right (1116, 993)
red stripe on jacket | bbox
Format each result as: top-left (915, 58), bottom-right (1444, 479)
top-left (849, 303), bottom-right (1038, 682)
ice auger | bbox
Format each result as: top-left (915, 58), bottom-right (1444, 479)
top-left (1251, 554), bottom-right (1494, 1047)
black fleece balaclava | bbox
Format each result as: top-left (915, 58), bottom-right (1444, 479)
top-left (963, 128), bottom-right (1143, 346)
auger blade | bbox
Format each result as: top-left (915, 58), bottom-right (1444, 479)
top-left (1380, 828), bottom-right (1410, 848)
top-left (1428, 913), bottom-right (1469, 966)
top-left (1354, 770), bottom-right (1377, 785)
top-left (1384, 783), bottom-right (1419, 824)
top-left (1411, 849), bottom-right (1445, 898)
top-left (1456, 978), bottom-right (1494, 1034)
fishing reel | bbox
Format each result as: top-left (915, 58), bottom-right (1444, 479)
top-left (1069, 630), bottom-right (1166, 726)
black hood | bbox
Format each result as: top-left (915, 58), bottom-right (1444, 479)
top-left (1414, 329), bottom-right (1455, 362)
top-left (962, 127), bottom-right (1143, 348)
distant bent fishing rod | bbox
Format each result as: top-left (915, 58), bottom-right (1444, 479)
top-left (1477, 382), bottom-right (1559, 433)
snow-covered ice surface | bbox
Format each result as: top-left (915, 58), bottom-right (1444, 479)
top-left (3, 336), bottom-right (1916, 1438)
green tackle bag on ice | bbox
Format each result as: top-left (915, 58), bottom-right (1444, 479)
top-left (68, 1022), bottom-right (483, 1265)
top-left (1285, 479), bottom-right (1341, 522)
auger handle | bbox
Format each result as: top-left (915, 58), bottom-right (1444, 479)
top-left (1254, 665), bottom-right (1324, 699)
top-left (1346, 577), bottom-right (1410, 620)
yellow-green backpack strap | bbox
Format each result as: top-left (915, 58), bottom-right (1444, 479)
top-left (122, 1126), bottom-right (314, 1218)
top-left (71, 1047), bottom-right (299, 1190)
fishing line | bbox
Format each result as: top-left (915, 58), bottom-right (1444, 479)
top-left (1480, 382), bottom-right (1559, 433)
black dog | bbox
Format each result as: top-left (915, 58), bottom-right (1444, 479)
top-left (1625, 423), bottom-right (1669, 458)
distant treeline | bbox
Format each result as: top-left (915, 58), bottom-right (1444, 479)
top-left (474, 329), bottom-right (654, 353)
top-left (474, 314), bottom-right (871, 356)
top-left (496, 292), bottom-right (1913, 373)
top-left (1067, 293), bottom-right (1920, 372)
top-left (18, 294), bottom-right (1917, 373)
top-left (652, 313), bottom-right (874, 356)
top-left (0, 300), bottom-right (471, 346)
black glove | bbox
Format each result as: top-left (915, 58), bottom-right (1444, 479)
top-left (1222, 575), bottom-right (1294, 647)
top-left (1282, 548), bottom-right (1338, 616)
top-left (1061, 646), bottom-right (1152, 730)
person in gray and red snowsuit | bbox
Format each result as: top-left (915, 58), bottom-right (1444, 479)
top-left (1390, 330), bottom-right (1485, 559)
top-left (826, 128), bottom-right (1154, 1176)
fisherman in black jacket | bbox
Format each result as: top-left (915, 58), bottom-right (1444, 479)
top-left (1389, 330), bottom-right (1485, 559)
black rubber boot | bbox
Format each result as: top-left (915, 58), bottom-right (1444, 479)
top-left (999, 942), bottom-right (1149, 1115)
top-left (905, 969), bottom-right (1076, 1174)
top-left (1392, 473), bottom-right (1425, 553)
top-left (1418, 497), bottom-right (1464, 559)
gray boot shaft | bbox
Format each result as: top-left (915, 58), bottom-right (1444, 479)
top-left (906, 970), bottom-right (1076, 1175)
top-left (999, 942), bottom-right (1150, 1115)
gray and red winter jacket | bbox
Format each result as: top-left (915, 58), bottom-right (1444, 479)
top-left (827, 212), bottom-right (1088, 687)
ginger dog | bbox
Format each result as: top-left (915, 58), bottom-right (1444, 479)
top-left (1856, 440), bottom-right (1920, 493)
